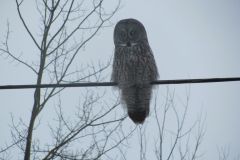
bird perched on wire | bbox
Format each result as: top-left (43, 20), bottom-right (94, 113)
top-left (111, 18), bottom-right (159, 124)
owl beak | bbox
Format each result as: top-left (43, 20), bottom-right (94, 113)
top-left (126, 41), bottom-right (131, 47)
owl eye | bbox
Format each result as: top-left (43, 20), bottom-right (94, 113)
top-left (129, 30), bottom-right (135, 38)
top-left (120, 30), bottom-right (127, 40)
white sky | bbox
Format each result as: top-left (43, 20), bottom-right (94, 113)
top-left (0, 0), bottom-right (240, 159)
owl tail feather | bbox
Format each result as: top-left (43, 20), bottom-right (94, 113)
top-left (121, 85), bottom-right (151, 124)
top-left (128, 109), bottom-right (148, 124)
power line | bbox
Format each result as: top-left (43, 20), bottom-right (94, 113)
top-left (0, 77), bottom-right (240, 90)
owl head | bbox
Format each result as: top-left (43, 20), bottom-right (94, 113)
top-left (114, 18), bottom-right (148, 47)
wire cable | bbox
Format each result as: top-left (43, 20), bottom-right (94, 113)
top-left (0, 77), bottom-right (240, 90)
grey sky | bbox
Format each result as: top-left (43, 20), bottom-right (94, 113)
top-left (1, 0), bottom-right (240, 159)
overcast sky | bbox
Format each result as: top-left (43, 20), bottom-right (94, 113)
top-left (0, 0), bottom-right (240, 159)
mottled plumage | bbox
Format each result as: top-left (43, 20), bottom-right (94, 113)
top-left (112, 18), bottom-right (158, 124)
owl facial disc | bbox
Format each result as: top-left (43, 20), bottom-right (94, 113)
top-left (114, 18), bottom-right (148, 47)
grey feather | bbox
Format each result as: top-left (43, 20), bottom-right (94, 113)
top-left (111, 18), bottom-right (159, 123)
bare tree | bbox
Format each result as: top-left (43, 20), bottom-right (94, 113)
top-left (0, 0), bottom-right (137, 160)
top-left (153, 87), bottom-right (205, 160)
top-left (134, 87), bottom-right (205, 160)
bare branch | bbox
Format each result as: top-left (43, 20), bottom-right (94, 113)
top-left (0, 23), bottom-right (38, 74)
top-left (15, 0), bottom-right (41, 50)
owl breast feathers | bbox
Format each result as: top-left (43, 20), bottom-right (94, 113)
top-left (111, 18), bottom-right (159, 124)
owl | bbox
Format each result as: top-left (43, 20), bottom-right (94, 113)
top-left (111, 18), bottom-right (159, 124)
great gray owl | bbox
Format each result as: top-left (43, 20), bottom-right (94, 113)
top-left (111, 18), bottom-right (159, 124)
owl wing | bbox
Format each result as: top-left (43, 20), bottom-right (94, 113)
top-left (134, 49), bottom-right (159, 84)
top-left (111, 50), bottom-right (120, 83)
